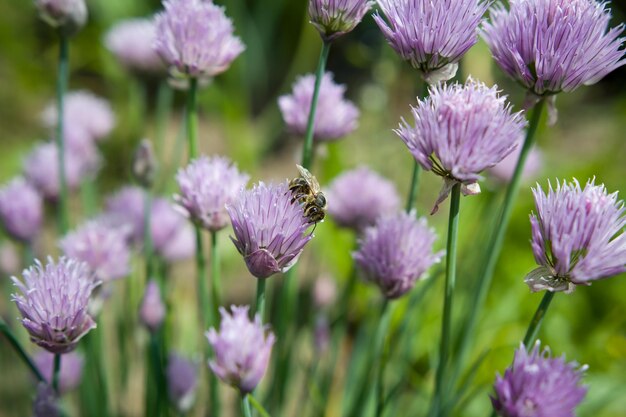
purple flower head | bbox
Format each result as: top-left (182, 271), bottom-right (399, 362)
top-left (139, 280), bottom-right (166, 333)
top-left (308, 0), bottom-right (374, 41)
top-left (374, 0), bottom-right (490, 83)
top-left (227, 181), bottom-right (313, 279)
top-left (353, 211), bottom-right (443, 299)
top-left (176, 155), bottom-right (250, 231)
top-left (482, 0), bottom-right (626, 97)
top-left (105, 18), bottom-right (166, 74)
top-left (279, 72), bottom-right (359, 142)
top-left (60, 220), bottom-right (131, 282)
top-left (325, 167), bottom-right (400, 231)
top-left (492, 342), bottom-right (587, 417)
top-left (33, 383), bottom-right (60, 417)
top-left (151, 198), bottom-right (195, 263)
top-left (0, 177), bottom-right (44, 242)
top-left (11, 257), bottom-right (98, 353)
top-left (396, 78), bottom-right (526, 214)
top-left (526, 179), bottom-right (626, 294)
top-left (167, 353), bottom-right (198, 413)
top-left (34, 350), bottom-right (84, 394)
top-left (206, 305), bottom-right (275, 393)
top-left (104, 186), bottom-right (147, 244)
top-left (35, 0), bottom-right (87, 35)
top-left (488, 143), bottom-right (543, 184)
top-left (154, 0), bottom-right (245, 79)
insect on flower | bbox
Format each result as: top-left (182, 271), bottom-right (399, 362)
top-left (288, 165), bottom-right (327, 225)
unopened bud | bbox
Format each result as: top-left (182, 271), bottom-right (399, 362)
top-left (132, 139), bottom-right (158, 189)
top-left (35, 0), bottom-right (88, 36)
top-left (139, 280), bottom-right (165, 332)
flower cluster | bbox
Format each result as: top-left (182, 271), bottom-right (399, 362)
top-left (0, 177), bottom-right (43, 243)
top-left (308, 0), bottom-right (374, 41)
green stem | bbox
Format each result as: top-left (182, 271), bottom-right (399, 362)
top-left (241, 394), bottom-right (253, 417)
top-left (453, 99), bottom-right (545, 379)
top-left (248, 394), bottom-right (272, 417)
top-left (210, 231), bottom-right (221, 320)
top-left (186, 77), bottom-right (199, 159)
top-left (149, 332), bottom-right (165, 417)
top-left (80, 180), bottom-right (98, 217)
top-left (0, 318), bottom-right (45, 382)
top-left (432, 183), bottom-right (461, 417)
top-left (195, 228), bottom-right (209, 329)
top-left (255, 279), bottom-right (267, 321)
top-left (522, 291), bottom-right (555, 348)
top-left (405, 162), bottom-right (421, 213)
top-left (374, 301), bottom-right (392, 417)
top-left (301, 41), bottom-right (331, 170)
top-left (52, 353), bottom-right (61, 394)
top-left (144, 191), bottom-right (153, 279)
top-left (56, 33), bottom-right (70, 235)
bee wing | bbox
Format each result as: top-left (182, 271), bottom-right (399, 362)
top-left (296, 164), bottom-right (321, 193)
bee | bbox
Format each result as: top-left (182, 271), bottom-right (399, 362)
top-left (288, 165), bottom-right (327, 224)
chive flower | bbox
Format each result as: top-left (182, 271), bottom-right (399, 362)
top-left (104, 186), bottom-right (147, 244)
top-left (139, 280), bottom-right (166, 333)
top-left (33, 383), bottom-right (60, 417)
top-left (104, 18), bottom-right (165, 74)
top-left (167, 353), bottom-right (198, 413)
top-left (526, 179), bottom-right (626, 293)
top-left (150, 198), bottom-right (195, 263)
top-left (35, 0), bottom-right (87, 35)
top-left (308, 0), bottom-right (374, 41)
top-left (0, 177), bottom-right (44, 243)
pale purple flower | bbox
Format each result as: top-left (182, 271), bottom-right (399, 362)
top-left (0, 177), bottom-right (44, 242)
top-left (353, 211), bottom-right (443, 299)
top-left (488, 144), bottom-right (543, 184)
top-left (482, 0), bottom-right (626, 96)
top-left (374, 0), bottom-right (490, 83)
top-left (526, 179), bottom-right (626, 293)
top-left (167, 353), bottom-right (198, 413)
top-left (33, 383), bottom-right (60, 417)
top-left (104, 186), bottom-right (147, 244)
top-left (396, 78), bottom-right (527, 214)
top-left (42, 90), bottom-right (116, 142)
top-left (35, 0), bottom-right (87, 34)
top-left (325, 167), bottom-right (400, 231)
top-left (206, 305), bottom-right (275, 393)
top-left (60, 220), bottom-right (131, 282)
top-left (308, 0), bottom-right (374, 41)
top-left (492, 342), bottom-right (587, 417)
top-left (227, 182), bottom-right (313, 279)
top-left (139, 280), bottom-right (166, 333)
top-left (11, 257), bottom-right (98, 353)
top-left (154, 0), bottom-right (245, 79)
top-left (105, 18), bottom-right (165, 74)
top-left (151, 198), bottom-right (195, 263)
top-left (34, 350), bottom-right (84, 394)
top-left (278, 72), bottom-right (360, 141)
top-left (176, 155), bottom-right (249, 231)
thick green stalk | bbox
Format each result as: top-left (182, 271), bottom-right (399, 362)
top-left (0, 318), bottom-right (45, 382)
top-left (301, 41), bottom-right (331, 170)
top-left (144, 191), bottom-right (153, 279)
top-left (186, 77), bottom-right (199, 159)
top-left (210, 231), bottom-right (221, 320)
top-left (453, 100), bottom-right (545, 381)
top-left (52, 354), bottom-right (61, 394)
top-left (241, 394), bottom-right (253, 417)
top-left (405, 162), bottom-right (421, 213)
top-left (195, 229), bottom-right (210, 330)
top-left (249, 394), bottom-right (272, 417)
top-left (55, 33), bottom-right (70, 235)
top-left (374, 301), bottom-right (392, 417)
top-left (522, 291), bottom-right (555, 347)
top-left (432, 183), bottom-right (462, 417)
top-left (255, 279), bottom-right (267, 321)
top-left (149, 332), bottom-right (166, 417)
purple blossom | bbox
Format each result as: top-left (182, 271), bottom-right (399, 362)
top-left (395, 78), bottom-right (526, 213)
top-left (353, 211), bottom-right (443, 299)
top-left (35, 0), bottom-right (87, 34)
top-left (11, 257), bottom-right (98, 353)
top-left (33, 383), bottom-right (60, 417)
top-left (34, 350), bottom-right (84, 394)
top-left (0, 177), bottom-right (44, 242)
top-left (482, 0), bottom-right (626, 96)
top-left (150, 198), bottom-right (195, 263)
top-left (104, 186), bottom-right (147, 244)
top-left (176, 155), bottom-right (249, 231)
top-left (278, 72), bottom-right (360, 141)
top-left (492, 342), bottom-right (587, 417)
top-left (206, 305), bottom-right (275, 393)
top-left (166, 353), bottom-right (198, 413)
top-left (60, 220), bottom-right (131, 282)
top-left (488, 143), bottom-right (543, 184)
top-left (526, 179), bottom-right (626, 293)
top-left (308, 0), bottom-right (374, 41)
top-left (139, 280), bottom-right (166, 333)
top-left (154, 0), bottom-right (245, 79)
top-left (226, 181), bottom-right (313, 279)
top-left (325, 167), bottom-right (400, 231)
top-left (104, 18), bottom-right (165, 74)
top-left (374, 0), bottom-right (490, 83)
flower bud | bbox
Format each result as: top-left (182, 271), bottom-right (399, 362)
top-left (35, 0), bottom-right (88, 36)
top-left (132, 139), bottom-right (158, 189)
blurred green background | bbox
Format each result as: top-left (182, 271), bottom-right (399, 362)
top-left (1, 1), bottom-right (626, 416)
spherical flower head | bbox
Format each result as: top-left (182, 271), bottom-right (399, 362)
top-left (167, 353), bottom-right (198, 413)
top-left (151, 198), bottom-right (195, 262)
top-left (11, 257), bottom-right (98, 353)
top-left (308, 0), bottom-right (374, 41)
top-left (60, 220), bottom-right (131, 282)
top-left (278, 72), bottom-right (360, 141)
top-left (34, 350), bottom-right (84, 394)
top-left (104, 186), bottom-right (147, 244)
top-left (42, 90), bottom-right (116, 142)
top-left (325, 167), bottom-right (400, 231)
top-left (154, 0), bottom-right (245, 79)
top-left (482, 0), bottom-right (626, 97)
top-left (0, 177), bottom-right (44, 242)
top-left (206, 305), bottom-right (275, 393)
top-left (176, 155), bottom-right (250, 231)
top-left (35, 0), bottom-right (87, 35)
top-left (374, 0), bottom-right (490, 83)
top-left (396, 78), bottom-right (526, 214)
top-left (33, 383), bottom-right (60, 417)
top-left (353, 211), bottom-right (443, 299)
top-left (139, 280), bottom-right (166, 333)
top-left (226, 181), bottom-right (313, 279)
top-left (492, 342), bottom-right (587, 417)
top-left (488, 143), bottom-right (543, 184)
top-left (104, 18), bottom-right (166, 74)
top-left (525, 178), bottom-right (626, 294)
